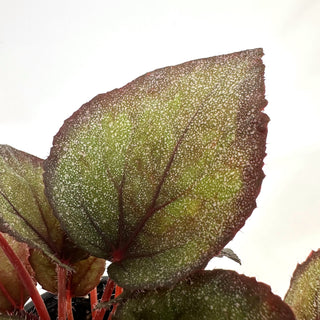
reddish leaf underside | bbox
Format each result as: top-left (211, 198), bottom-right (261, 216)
top-left (113, 270), bottom-right (295, 320)
top-left (44, 48), bottom-right (268, 289)
top-left (285, 249), bottom-right (320, 320)
top-left (0, 232), bottom-right (33, 313)
top-left (29, 249), bottom-right (106, 297)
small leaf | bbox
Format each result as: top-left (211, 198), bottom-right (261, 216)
top-left (217, 248), bottom-right (241, 264)
top-left (113, 270), bottom-right (295, 319)
top-left (0, 232), bottom-right (34, 313)
top-left (285, 249), bottom-right (320, 319)
top-left (29, 249), bottom-right (106, 297)
top-left (0, 145), bottom-right (87, 267)
top-left (44, 48), bottom-right (268, 289)
top-left (68, 255), bottom-right (106, 296)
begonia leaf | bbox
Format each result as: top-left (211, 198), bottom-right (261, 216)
top-left (44, 48), bottom-right (268, 289)
top-left (0, 232), bottom-right (33, 313)
top-left (285, 249), bottom-right (320, 319)
top-left (29, 249), bottom-right (106, 297)
top-left (113, 270), bottom-right (295, 319)
top-left (0, 145), bottom-right (88, 267)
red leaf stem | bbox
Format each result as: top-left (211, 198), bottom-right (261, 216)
top-left (0, 233), bottom-right (50, 320)
top-left (66, 287), bottom-right (74, 320)
top-left (57, 264), bottom-right (67, 320)
top-left (107, 285), bottom-right (123, 320)
top-left (94, 278), bottom-right (115, 320)
top-left (90, 287), bottom-right (98, 318)
top-left (115, 285), bottom-right (123, 297)
top-left (19, 282), bottom-right (24, 309)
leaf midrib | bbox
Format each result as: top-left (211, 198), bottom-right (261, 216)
top-left (117, 94), bottom-right (213, 256)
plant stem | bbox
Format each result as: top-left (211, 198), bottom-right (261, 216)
top-left (57, 264), bottom-right (67, 320)
top-left (90, 287), bottom-right (98, 318)
top-left (19, 281), bottom-right (25, 309)
top-left (66, 287), bottom-right (74, 320)
top-left (93, 279), bottom-right (115, 320)
top-left (107, 286), bottom-right (123, 320)
top-left (0, 233), bottom-right (50, 320)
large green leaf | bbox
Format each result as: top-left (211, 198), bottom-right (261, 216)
top-left (112, 270), bottom-right (295, 319)
top-left (44, 48), bottom-right (268, 289)
top-left (0, 232), bottom-right (33, 313)
top-left (285, 249), bottom-right (320, 319)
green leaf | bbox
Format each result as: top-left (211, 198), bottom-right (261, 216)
top-left (113, 270), bottom-right (295, 319)
top-left (0, 145), bottom-right (87, 267)
top-left (0, 232), bottom-right (33, 313)
top-left (44, 48), bottom-right (268, 289)
top-left (29, 249), bottom-right (106, 296)
top-left (285, 249), bottom-right (320, 319)
top-left (0, 145), bottom-right (106, 296)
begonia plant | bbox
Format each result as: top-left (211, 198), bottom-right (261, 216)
top-left (0, 48), bottom-right (298, 319)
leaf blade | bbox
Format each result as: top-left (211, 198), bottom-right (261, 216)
top-left (44, 48), bottom-right (268, 289)
top-left (285, 249), bottom-right (320, 319)
top-left (113, 270), bottom-right (295, 320)
top-left (0, 145), bottom-right (63, 265)
top-left (0, 145), bottom-right (88, 269)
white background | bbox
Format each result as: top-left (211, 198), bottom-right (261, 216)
top-left (1, 0), bottom-right (319, 299)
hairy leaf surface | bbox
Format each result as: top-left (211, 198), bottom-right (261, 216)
top-left (285, 249), bottom-right (320, 319)
top-left (0, 145), bottom-right (66, 265)
top-left (113, 270), bottom-right (295, 319)
top-left (0, 145), bottom-right (89, 267)
top-left (0, 145), bottom-right (105, 294)
top-left (44, 48), bottom-right (268, 289)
